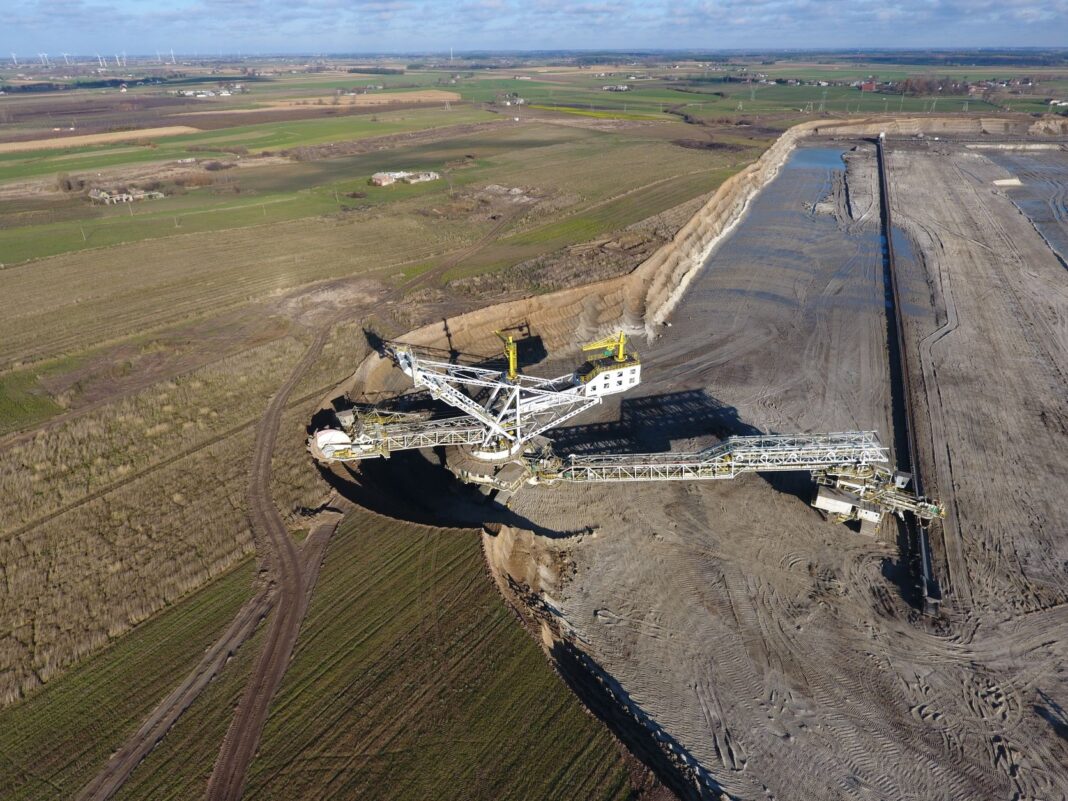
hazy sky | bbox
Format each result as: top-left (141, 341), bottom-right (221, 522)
top-left (4, 0), bottom-right (1067, 56)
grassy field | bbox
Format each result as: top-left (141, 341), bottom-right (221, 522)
top-left (0, 206), bottom-right (475, 367)
top-left (245, 511), bottom-right (633, 800)
top-left (0, 560), bottom-right (254, 801)
top-left (112, 624), bottom-right (267, 801)
top-left (0, 338), bottom-right (304, 533)
top-left (0, 106), bottom-right (753, 721)
top-left (440, 70), bottom-right (1006, 120)
top-left (0, 106), bottom-right (494, 182)
top-left (0, 367), bottom-right (63, 434)
top-left (0, 423), bottom-right (259, 703)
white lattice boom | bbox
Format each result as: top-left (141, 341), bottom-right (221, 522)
top-left (536, 431), bottom-right (888, 482)
top-left (309, 339), bottom-right (641, 462)
top-left (306, 339), bottom-right (942, 526)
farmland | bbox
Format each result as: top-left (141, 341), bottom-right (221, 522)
top-left (0, 560), bottom-right (254, 800)
top-left (0, 107), bottom-right (493, 182)
top-left (110, 624), bottom-right (268, 801)
top-left (0, 123), bottom-right (755, 371)
top-left (0, 63), bottom-right (751, 798)
top-left (245, 511), bottom-right (633, 801)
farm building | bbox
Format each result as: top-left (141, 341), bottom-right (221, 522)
top-left (370, 171), bottom-right (441, 186)
top-left (89, 188), bottom-right (164, 204)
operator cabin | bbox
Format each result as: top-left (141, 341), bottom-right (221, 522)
top-left (577, 350), bottom-right (641, 396)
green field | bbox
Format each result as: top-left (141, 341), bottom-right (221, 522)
top-left (0, 106), bottom-right (494, 183)
top-left (0, 366), bottom-right (63, 434)
top-left (0, 122), bottom-right (756, 371)
top-left (112, 624), bottom-right (267, 801)
top-left (245, 512), bottom-right (632, 800)
top-left (0, 560), bottom-right (254, 801)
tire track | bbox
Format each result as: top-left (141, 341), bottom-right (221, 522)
top-left (74, 589), bottom-right (272, 801)
top-left (204, 316), bottom-right (340, 801)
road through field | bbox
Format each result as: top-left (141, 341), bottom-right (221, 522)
top-left (72, 315), bottom-right (346, 801)
top-left (73, 591), bottom-right (272, 801)
top-left (66, 156), bottom-right (531, 800)
top-left (204, 316), bottom-right (340, 801)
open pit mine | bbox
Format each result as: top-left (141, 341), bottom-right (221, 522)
top-left (308, 115), bottom-right (1068, 801)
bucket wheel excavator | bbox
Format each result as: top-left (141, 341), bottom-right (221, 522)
top-left (310, 331), bottom-right (943, 534)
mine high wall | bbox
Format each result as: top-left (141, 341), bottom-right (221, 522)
top-left (344, 113), bottom-right (1065, 401)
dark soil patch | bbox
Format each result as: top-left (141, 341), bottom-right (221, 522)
top-left (672, 138), bottom-right (745, 151)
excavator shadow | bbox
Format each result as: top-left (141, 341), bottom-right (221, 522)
top-left (547, 388), bottom-right (833, 508)
top-left (317, 388), bottom-right (830, 535)
top-left (546, 388), bottom-right (761, 455)
top-left (317, 452), bottom-right (586, 538)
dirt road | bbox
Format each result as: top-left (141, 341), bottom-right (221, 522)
top-left (204, 319), bottom-right (341, 801)
top-left (72, 311), bottom-right (357, 801)
top-left (73, 591), bottom-right (271, 801)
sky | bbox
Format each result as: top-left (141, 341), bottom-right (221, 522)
top-left (4, 0), bottom-right (1067, 57)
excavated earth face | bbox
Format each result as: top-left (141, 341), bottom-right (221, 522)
top-left (492, 141), bottom-right (1068, 800)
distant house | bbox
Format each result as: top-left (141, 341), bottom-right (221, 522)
top-left (402, 171), bottom-right (440, 184)
top-left (370, 170), bottom-right (441, 186)
top-left (859, 81), bottom-right (877, 92)
top-left (89, 188), bottom-right (163, 204)
top-left (602, 84), bottom-right (630, 92)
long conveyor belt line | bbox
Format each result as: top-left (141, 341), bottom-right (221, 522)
top-left (540, 431), bottom-right (889, 482)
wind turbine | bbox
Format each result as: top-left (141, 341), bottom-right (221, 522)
top-left (62, 53), bottom-right (71, 66)
top-left (38, 53), bottom-right (50, 67)
top-left (10, 53), bottom-right (17, 67)
top-left (170, 48), bottom-right (176, 65)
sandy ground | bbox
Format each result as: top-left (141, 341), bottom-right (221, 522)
top-left (0, 126), bottom-right (201, 153)
top-left (889, 144), bottom-right (1068, 617)
top-left (489, 142), bottom-right (1068, 800)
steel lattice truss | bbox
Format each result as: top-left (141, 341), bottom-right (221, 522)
top-left (541, 431), bottom-right (889, 482)
top-left (394, 347), bottom-right (600, 453)
top-left (342, 416), bottom-right (488, 459)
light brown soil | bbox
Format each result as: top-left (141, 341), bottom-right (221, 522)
top-left (888, 144), bottom-right (1068, 615)
top-left (0, 126), bottom-right (201, 153)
